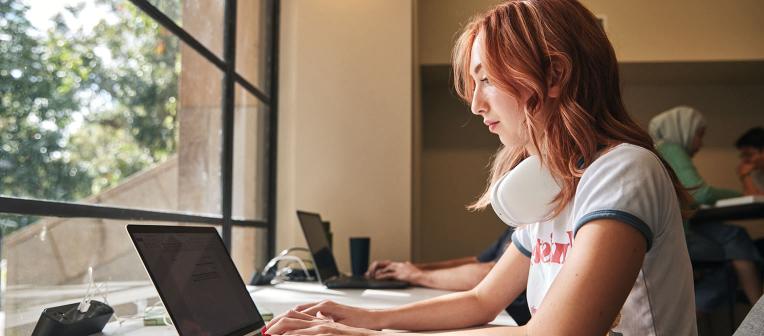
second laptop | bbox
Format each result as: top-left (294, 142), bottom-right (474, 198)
top-left (296, 210), bottom-right (408, 289)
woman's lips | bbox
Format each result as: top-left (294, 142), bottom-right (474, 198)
top-left (486, 121), bottom-right (499, 133)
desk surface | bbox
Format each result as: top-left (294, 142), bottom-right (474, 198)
top-left (95, 282), bottom-right (515, 335)
top-left (691, 202), bottom-right (764, 223)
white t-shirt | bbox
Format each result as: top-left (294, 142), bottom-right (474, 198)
top-left (498, 144), bottom-right (697, 336)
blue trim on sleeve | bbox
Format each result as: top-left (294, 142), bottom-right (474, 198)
top-left (574, 210), bottom-right (654, 251)
top-left (511, 231), bottom-right (532, 258)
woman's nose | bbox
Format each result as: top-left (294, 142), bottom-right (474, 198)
top-left (471, 94), bottom-right (486, 115)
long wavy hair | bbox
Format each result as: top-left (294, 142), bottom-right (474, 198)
top-left (453, 0), bottom-right (693, 218)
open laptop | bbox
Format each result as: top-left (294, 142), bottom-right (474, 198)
top-left (127, 225), bottom-right (264, 336)
top-left (296, 210), bottom-right (408, 289)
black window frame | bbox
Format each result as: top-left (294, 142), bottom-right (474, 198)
top-left (0, 0), bottom-right (280, 260)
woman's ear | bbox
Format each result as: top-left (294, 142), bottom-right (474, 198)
top-left (546, 57), bottom-right (566, 98)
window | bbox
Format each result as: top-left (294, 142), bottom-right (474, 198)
top-left (0, 0), bottom-right (278, 333)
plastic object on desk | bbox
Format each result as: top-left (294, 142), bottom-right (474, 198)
top-left (143, 303), bottom-right (173, 326)
top-left (32, 267), bottom-right (114, 336)
top-left (251, 247), bottom-right (317, 285)
top-left (260, 309), bottom-right (274, 322)
top-left (250, 265), bottom-right (318, 285)
top-left (31, 300), bottom-right (114, 336)
top-left (278, 266), bottom-right (317, 281)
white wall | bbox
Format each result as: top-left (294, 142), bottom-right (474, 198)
top-left (583, 0), bottom-right (764, 62)
top-left (277, 0), bottom-right (414, 271)
top-left (418, 0), bottom-right (764, 65)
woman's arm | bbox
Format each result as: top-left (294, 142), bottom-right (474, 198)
top-left (523, 218), bottom-right (646, 335)
top-left (366, 257), bottom-right (479, 279)
top-left (370, 259), bottom-right (493, 291)
top-left (398, 218), bottom-right (647, 336)
top-left (415, 256), bottom-right (480, 270)
top-left (739, 166), bottom-right (764, 196)
top-left (271, 245), bottom-right (529, 333)
top-left (267, 218), bottom-right (647, 335)
top-left (374, 246), bottom-right (529, 331)
top-left (411, 262), bottom-right (495, 291)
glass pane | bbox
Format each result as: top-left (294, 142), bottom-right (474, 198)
top-left (232, 84), bottom-right (268, 221)
top-left (0, 217), bottom-right (264, 335)
top-left (0, 0), bottom-right (223, 224)
top-left (235, 0), bottom-right (269, 92)
top-left (0, 216), bottom-right (222, 335)
top-left (231, 226), bottom-right (268, 282)
top-left (146, 0), bottom-right (224, 59)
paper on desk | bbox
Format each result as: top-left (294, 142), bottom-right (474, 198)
top-left (361, 289), bottom-right (411, 298)
top-left (715, 195), bottom-right (764, 207)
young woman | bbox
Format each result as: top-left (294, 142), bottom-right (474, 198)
top-left (265, 1), bottom-right (697, 335)
top-left (649, 106), bottom-right (763, 308)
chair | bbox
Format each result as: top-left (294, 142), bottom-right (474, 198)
top-left (692, 259), bottom-right (738, 334)
top-left (688, 231), bottom-right (738, 333)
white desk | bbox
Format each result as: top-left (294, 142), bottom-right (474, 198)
top-left (97, 282), bottom-right (516, 335)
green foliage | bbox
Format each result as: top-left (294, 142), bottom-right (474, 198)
top-left (0, 0), bottom-right (180, 231)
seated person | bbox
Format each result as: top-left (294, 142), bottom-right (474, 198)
top-left (366, 228), bottom-right (511, 291)
top-left (649, 106), bottom-right (763, 307)
top-left (736, 127), bottom-right (764, 196)
top-left (266, 1), bottom-right (699, 334)
top-left (366, 228), bottom-right (530, 325)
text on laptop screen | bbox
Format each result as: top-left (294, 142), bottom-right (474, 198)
top-left (131, 228), bottom-right (263, 336)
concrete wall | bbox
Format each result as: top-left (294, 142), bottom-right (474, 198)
top-left (277, 0), bottom-right (414, 271)
top-left (416, 65), bottom-right (502, 262)
top-left (3, 157), bottom-right (178, 288)
top-left (418, 0), bottom-right (764, 65)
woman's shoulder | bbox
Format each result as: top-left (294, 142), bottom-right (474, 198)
top-left (583, 143), bottom-right (667, 181)
top-left (593, 143), bottom-right (661, 167)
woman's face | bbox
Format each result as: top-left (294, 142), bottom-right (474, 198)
top-left (689, 126), bottom-right (705, 157)
top-left (469, 33), bottom-right (528, 148)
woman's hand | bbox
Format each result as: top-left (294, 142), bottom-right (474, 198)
top-left (739, 162), bottom-right (755, 179)
top-left (365, 260), bottom-right (392, 278)
top-left (263, 309), bottom-right (382, 335)
top-left (369, 261), bottom-right (424, 284)
top-left (266, 300), bottom-right (384, 332)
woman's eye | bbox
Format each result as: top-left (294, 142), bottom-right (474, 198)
top-left (480, 77), bottom-right (490, 84)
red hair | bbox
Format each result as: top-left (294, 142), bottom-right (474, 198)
top-left (453, 0), bottom-right (692, 217)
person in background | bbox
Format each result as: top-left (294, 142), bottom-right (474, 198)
top-left (735, 126), bottom-right (764, 291)
top-left (366, 229), bottom-right (510, 291)
top-left (649, 106), bottom-right (763, 307)
top-left (736, 127), bottom-right (764, 196)
top-left (365, 228), bottom-right (531, 325)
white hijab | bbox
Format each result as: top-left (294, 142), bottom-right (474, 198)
top-left (648, 106), bottom-right (706, 153)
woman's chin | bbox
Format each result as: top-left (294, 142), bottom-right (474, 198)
top-left (497, 135), bottom-right (524, 148)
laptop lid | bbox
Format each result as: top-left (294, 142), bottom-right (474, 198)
top-left (127, 225), bottom-right (264, 336)
top-left (296, 211), bottom-right (341, 283)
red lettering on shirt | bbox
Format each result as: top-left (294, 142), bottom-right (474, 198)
top-left (532, 230), bottom-right (573, 264)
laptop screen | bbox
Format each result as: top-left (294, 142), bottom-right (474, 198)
top-left (127, 225), bottom-right (263, 336)
top-left (296, 211), bottom-right (341, 282)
